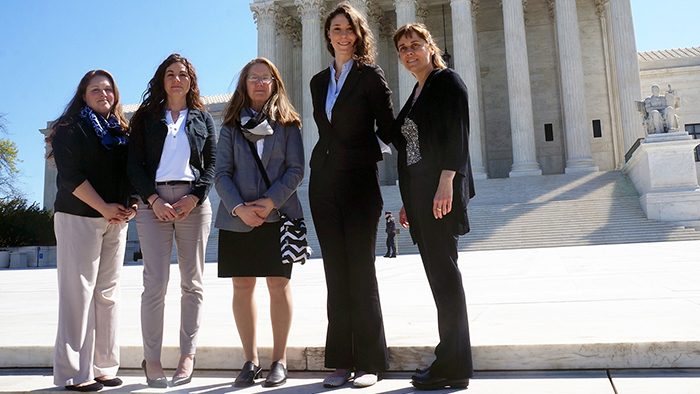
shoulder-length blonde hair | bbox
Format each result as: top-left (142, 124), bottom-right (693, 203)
top-left (221, 57), bottom-right (301, 128)
top-left (393, 23), bottom-right (447, 70)
top-left (323, 2), bottom-right (376, 65)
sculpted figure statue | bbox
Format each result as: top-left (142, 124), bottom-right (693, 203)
top-left (637, 84), bottom-right (680, 134)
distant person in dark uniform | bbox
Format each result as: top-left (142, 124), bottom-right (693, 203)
top-left (384, 212), bottom-right (396, 258)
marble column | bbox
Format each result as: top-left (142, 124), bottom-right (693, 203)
top-left (416, 1), bottom-right (428, 25)
top-left (251, 1), bottom-right (278, 63)
top-left (295, 0), bottom-right (325, 166)
top-left (347, 0), bottom-right (368, 15)
top-left (292, 39), bottom-right (303, 117)
top-left (367, 1), bottom-right (384, 47)
top-left (502, 0), bottom-right (542, 177)
top-left (555, 0), bottom-right (598, 173)
top-left (451, 0), bottom-right (487, 179)
top-left (394, 0), bottom-right (418, 107)
top-left (276, 14), bottom-right (297, 104)
top-left (609, 0), bottom-right (645, 152)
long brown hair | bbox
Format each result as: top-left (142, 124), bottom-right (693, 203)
top-left (221, 57), bottom-right (301, 128)
top-left (323, 2), bottom-right (376, 65)
top-left (393, 23), bottom-right (448, 70)
top-left (46, 69), bottom-right (128, 159)
top-left (129, 54), bottom-right (205, 132)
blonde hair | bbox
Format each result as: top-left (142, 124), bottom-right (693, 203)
top-left (393, 23), bottom-right (447, 69)
top-left (222, 58), bottom-right (301, 128)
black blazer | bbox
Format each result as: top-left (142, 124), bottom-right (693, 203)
top-left (127, 109), bottom-right (217, 204)
top-left (309, 62), bottom-right (394, 171)
top-left (393, 68), bottom-right (475, 236)
top-left (52, 117), bottom-right (131, 217)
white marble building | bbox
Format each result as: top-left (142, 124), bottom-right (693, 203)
top-left (40, 0), bottom-right (700, 222)
top-left (248, 0), bottom-right (649, 181)
top-left (41, 0), bottom-right (700, 207)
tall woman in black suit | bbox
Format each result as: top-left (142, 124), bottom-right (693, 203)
top-left (308, 2), bottom-right (394, 389)
top-left (393, 24), bottom-right (475, 390)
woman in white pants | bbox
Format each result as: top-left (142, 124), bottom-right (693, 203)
top-left (48, 69), bottom-right (136, 392)
top-left (127, 54), bottom-right (216, 388)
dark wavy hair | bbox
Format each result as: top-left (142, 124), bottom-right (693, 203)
top-left (46, 69), bottom-right (128, 159)
top-left (129, 54), bottom-right (205, 132)
top-left (222, 57), bottom-right (301, 128)
top-left (323, 2), bottom-right (376, 65)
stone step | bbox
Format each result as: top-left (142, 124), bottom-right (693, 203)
top-left (195, 171), bottom-right (700, 263)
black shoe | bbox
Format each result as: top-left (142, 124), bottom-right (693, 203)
top-left (142, 359), bottom-right (168, 388)
top-left (172, 357), bottom-right (196, 386)
top-left (264, 361), bottom-right (287, 387)
top-left (65, 382), bottom-right (104, 392)
top-left (390, 255), bottom-right (396, 258)
top-left (234, 361), bottom-right (263, 387)
top-left (384, 254), bottom-right (391, 257)
top-left (413, 366), bottom-right (430, 377)
top-left (95, 377), bottom-right (122, 387)
top-left (411, 370), bottom-right (469, 390)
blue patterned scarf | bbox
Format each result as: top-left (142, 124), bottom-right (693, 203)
top-left (78, 106), bottom-right (128, 149)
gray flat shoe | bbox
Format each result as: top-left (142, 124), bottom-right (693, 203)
top-left (322, 370), bottom-right (352, 388)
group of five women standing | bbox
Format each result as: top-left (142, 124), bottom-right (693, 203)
top-left (48, 2), bottom-right (474, 391)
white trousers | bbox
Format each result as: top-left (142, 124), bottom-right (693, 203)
top-left (136, 184), bottom-right (212, 361)
top-left (53, 212), bottom-right (127, 386)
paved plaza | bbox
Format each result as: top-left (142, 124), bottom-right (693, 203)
top-left (1, 240), bottom-right (699, 392)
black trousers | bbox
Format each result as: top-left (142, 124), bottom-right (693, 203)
top-left (407, 164), bottom-right (474, 379)
top-left (309, 164), bottom-right (389, 373)
top-left (386, 233), bottom-right (396, 256)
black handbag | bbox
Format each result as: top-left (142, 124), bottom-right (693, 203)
top-left (246, 139), bottom-right (310, 264)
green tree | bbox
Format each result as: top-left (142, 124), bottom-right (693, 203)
top-left (0, 197), bottom-right (55, 247)
top-left (0, 114), bottom-right (23, 198)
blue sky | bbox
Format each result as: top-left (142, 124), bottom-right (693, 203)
top-left (0, 0), bottom-right (698, 206)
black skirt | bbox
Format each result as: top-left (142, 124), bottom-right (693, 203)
top-left (217, 222), bottom-right (292, 279)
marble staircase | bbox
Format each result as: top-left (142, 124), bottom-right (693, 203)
top-left (200, 170), bottom-right (700, 262)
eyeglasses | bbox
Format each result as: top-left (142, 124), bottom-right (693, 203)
top-left (246, 76), bottom-right (275, 84)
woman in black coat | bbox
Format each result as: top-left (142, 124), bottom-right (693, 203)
top-left (393, 23), bottom-right (475, 391)
top-left (48, 69), bottom-right (135, 392)
top-left (308, 2), bottom-right (394, 389)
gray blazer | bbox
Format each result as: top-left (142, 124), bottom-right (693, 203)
top-left (214, 120), bottom-right (305, 233)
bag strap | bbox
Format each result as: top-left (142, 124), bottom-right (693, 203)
top-left (246, 139), bottom-right (272, 189)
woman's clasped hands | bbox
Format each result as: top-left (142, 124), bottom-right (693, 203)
top-left (150, 194), bottom-right (199, 222)
top-left (235, 197), bottom-right (275, 227)
top-left (102, 202), bottom-right (137, 225)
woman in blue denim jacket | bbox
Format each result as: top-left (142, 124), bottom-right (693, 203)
top-left (127, 53), bottom-right (216, 388)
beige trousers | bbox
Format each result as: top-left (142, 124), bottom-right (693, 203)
top-left (136, 184), bottom-right (212, 361)
top-left (53, 212), bottom-right (127, 386)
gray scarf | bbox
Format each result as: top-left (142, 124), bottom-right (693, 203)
top-left (240, 107), bottom-right (274, 142)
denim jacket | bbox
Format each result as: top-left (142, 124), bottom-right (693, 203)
top-left (127, 109), bottom-right (217, 204)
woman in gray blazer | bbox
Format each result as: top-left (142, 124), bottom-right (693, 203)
top-left (214, 57), bottom-right (304, 388)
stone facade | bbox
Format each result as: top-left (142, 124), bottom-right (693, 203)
top-left (248, 0), bottom-right (649, 181)
top-left (40, 1), bottom-right (700, 208)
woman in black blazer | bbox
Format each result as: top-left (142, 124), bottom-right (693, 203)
top-left (393, 24), bottom-right (475, 390)
top-left (308, 2), bottom-right (393, 389)
top-left (48, 69), bottom-right (135, 392)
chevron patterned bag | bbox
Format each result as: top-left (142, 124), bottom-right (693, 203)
top-left (279, 213), bottom-right (311, 264)
top-left (246, 139), bottom-right (311, 264)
